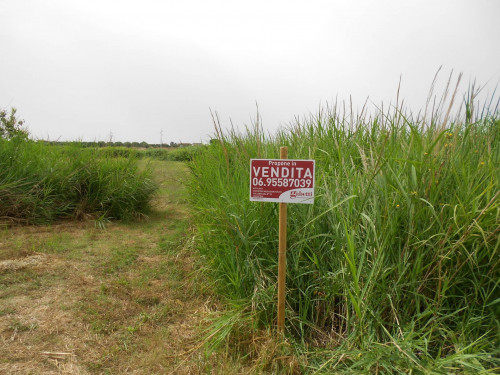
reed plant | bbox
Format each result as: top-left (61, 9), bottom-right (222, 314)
top-left (188, 83), bottom-right (500, 372)
top-left (0, 138), bottom-right (157, 224)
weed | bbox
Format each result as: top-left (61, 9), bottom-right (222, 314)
top-left (101, 247), bottom-right (138, 274)
top-left (0, 307), bottom-right (15, 316)
top-left (8, 320), bottom-right (38, 332)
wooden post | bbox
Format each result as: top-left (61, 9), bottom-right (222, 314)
top-left (277, 146), bottom-right (288, 333)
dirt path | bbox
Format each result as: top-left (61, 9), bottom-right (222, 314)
top-left (0, 161), bottom-right (225, 374)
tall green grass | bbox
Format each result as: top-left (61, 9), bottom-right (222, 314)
top-left (188, 86), bottom-right (500, 372)
top-left (0, 139), bottom-right (157, 224)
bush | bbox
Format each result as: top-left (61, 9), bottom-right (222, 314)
top-left (167, 146), bottom-right (205, 161)
top-left (0, 108), bottom-right (28, 140)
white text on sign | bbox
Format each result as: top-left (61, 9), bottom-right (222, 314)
top-left (249, 159), bottom-right (315, 204)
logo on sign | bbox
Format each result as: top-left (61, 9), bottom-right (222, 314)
top-left (290, 190), bottom-right (313, 199)
top-left (249, 159), bottom-right (315, 204)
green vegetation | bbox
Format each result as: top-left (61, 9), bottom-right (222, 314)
top-left (188, 89), bottom-right (500, 372)
top-left (130, 145), bottom-right (205, 161)
top-left (0, 114), bottom-right (157, 224)
top-left (0, 161), bottom-right (238, 374)
top-left (79, 144), bottom-right (205, 162)
top-left (2, 81), bottom-right (499, 373)
top-left (0, 108), bottom-right (28, 140)
top-left (40, 139), bottom-right (189, 149)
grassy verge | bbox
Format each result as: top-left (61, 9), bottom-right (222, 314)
top-left (188, 88), bottom-right (500, 373)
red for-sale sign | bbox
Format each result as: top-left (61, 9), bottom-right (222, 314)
top-left (250, 159), bottom-right (315, 204)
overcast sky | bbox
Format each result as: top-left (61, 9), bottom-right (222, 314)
top-left (1, 0), bottom-right (499, 144)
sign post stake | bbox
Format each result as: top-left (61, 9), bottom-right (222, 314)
top-left (249, 150), bottom-right (315, 334)
top-left (277, 146), bottom-right (288, 333)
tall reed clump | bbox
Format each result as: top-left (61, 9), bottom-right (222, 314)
top-left (0, 137), bottom-right (157, 224)
top-left (188, 84), bottom-right (500, 372)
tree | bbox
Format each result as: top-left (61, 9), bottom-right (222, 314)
top-left (0, 108), bottom-right (28, 140)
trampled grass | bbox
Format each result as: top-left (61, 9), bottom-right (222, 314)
top-left (188, 85), bottom-right (500, 373)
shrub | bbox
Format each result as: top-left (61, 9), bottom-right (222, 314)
top-left (0, 108), bottom-right (28, 140)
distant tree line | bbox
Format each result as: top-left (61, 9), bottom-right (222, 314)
top-left (36, 140), bottom-right (202, 148)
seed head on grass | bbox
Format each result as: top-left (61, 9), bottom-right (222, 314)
top-left (188, 77), bottom-right (500, 373)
